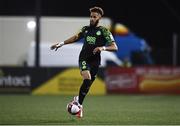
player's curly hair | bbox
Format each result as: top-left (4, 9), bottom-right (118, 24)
top-left (89, 6), bottom-right (104, 16)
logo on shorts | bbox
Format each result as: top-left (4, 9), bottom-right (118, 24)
top-left (82, 61), bottom-right (87, 69)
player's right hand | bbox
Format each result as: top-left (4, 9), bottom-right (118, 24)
top-left (50, 42), bottom-right (64, 51)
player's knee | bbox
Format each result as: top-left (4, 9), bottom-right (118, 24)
top-left (81, 70), bottom-right (91, 80)
top-left (82, 74), bottom-right (91, 80)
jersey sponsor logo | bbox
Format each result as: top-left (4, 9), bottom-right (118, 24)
top-left (86, 36), bottom-right (96, 44)
top-left (96, 31), bottom-right (101, 36)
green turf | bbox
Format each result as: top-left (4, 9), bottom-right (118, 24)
top-left (0, 95), bottom-right (180, 125)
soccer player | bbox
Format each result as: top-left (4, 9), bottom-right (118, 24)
top-left (50, 6), bottom-right (118, 118)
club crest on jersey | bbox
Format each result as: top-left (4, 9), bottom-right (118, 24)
top-left (96, 31), bottom-right (101, 36)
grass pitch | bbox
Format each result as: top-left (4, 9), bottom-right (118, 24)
top-left (0, 95), bottom-right (180, 125)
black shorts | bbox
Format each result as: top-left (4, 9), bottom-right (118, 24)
top-left (79, 60), bottom-right (99, 80)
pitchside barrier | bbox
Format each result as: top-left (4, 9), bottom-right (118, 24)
top-left (105, 66), bottom-right (180, 94)
top-left (0, 67), bottom-right (105, 95)
top-left (0, 66), bottom-right (180, 94)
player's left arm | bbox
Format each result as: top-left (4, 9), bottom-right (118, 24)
top-left (93, 41), bottom-right (118, 54)
top-left (103, 41), bottom-right (118, 51)
top-left (93, 28), bottom-right (118, 54)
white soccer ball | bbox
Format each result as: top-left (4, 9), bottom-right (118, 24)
top-left (67, 101), bottom-right (80, 115)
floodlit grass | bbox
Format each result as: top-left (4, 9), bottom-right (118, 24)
top-left (0, 95), bottom-right (180, 125)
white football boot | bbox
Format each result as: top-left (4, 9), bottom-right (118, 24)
top-left (76, 104), bottom-right (83, 118)
top-left (73, 96), bottom-right (83, 118)
top-left (73, 96), bottom-right (79, 102)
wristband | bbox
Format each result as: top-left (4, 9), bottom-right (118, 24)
top-left (102, 46), bottom-right (106, 51)
top-left (57, 41), bottom-right (64, 46)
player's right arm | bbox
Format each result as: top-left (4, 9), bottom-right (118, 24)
top-left (50, 26), bottom-right (86, 51)
top-left (50, 35), bottom-right (79, 51)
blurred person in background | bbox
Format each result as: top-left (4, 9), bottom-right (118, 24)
top-left (50, 6), bottom-right (118, 118)
top-left (113, 23), bottom-right (154, 66)
top-left (131, 38), bottom-right (154, 65)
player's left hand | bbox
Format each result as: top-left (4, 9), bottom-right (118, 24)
top-left (93, 47), bottom-right (104, 54)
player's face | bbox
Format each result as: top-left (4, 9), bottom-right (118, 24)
top-left (90, 12), bottom-right (101, 27)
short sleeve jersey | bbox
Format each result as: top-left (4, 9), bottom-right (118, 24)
top-left (77, 25), bottom-right (115, 66)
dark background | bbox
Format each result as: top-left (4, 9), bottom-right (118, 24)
top-left (0, 0), bottom-right (180, 65)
